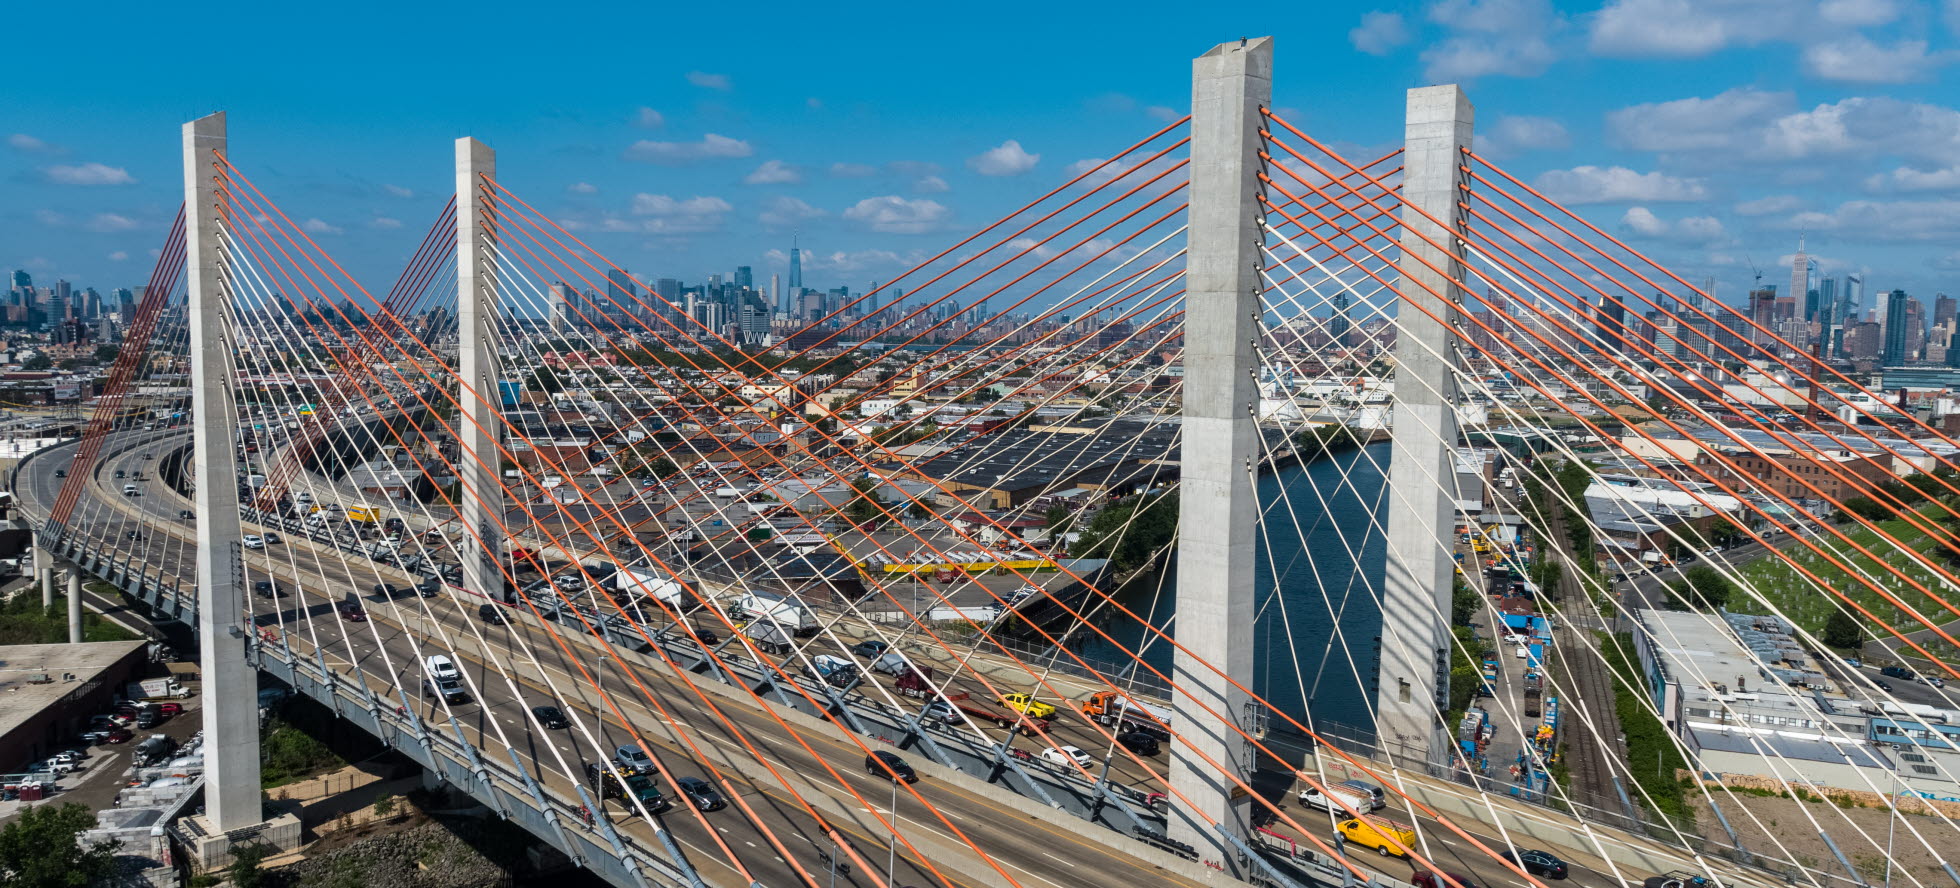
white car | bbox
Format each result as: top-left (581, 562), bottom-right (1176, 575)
top-left (242, 535), bottom-right (265, 550)
top-left (424, 654), bottom-right (460, 681)
top-left (1041, 745), bottom-right (1093, 767)
top-left (553, 573), bottom-right (586, 591)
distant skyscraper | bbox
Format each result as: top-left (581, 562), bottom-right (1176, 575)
top-left (1596, 293), bottom-right (1627, 352)
top-left (734, 266), bottom-right (753, 290)
top-left (1882, 289), bottom-right (1910, 366)
top-left (788, 236), bottom-right (803, 293)
top-left (1790, 239), bottom-right (1814, 320)
top-left (1329, 289), bottom-right (1352, 347)
top-left (1936, 293), bottom-right (1955, 329)
top-left (9, 270), bottom-right (28, 291)
top-left (546, 282), bottom-right (570, 333)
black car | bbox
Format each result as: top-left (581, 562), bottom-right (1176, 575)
top-left (252, 579), bottom-right (284, 599)
top-left (1881, 665), bottom-right (1917, 681)
top-left (530, 705), bottom-right (569, 729)
top-left (53, 469), bottom-right (66, 478)
top-left (373, 583), bottom-right (408, 599)
top-left (1116, 730), bottom-right (1161, 756)
top-left (864, 751), bottom-right (917, 784)
top-left (850, 640), bottom-right (890, 659)
top-left (479, 603), bottom-right (507, 625)
top-left (675, 776), bottom-right (726, 811)
top-left (1501, 849), bottom-right (1570, 879)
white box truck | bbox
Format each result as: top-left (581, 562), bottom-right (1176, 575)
top-left (734, 592), bottom-right (811, 634)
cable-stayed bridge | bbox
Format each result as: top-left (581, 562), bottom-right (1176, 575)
top-left (15, 36), bottom-right (1960, 888)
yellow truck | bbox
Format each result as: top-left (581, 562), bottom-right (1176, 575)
top-left (1338, 817), bottom-right (1416, 857)
top-left (346, 507), bottom-right (378, 524)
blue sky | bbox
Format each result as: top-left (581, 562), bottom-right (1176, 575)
top-left (6, 0), bottom-right (1960, 308)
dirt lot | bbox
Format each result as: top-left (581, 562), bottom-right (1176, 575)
top-left (1691, 791), bottom-right (1948, 885)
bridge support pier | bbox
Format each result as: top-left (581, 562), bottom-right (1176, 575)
top-left (1168, 36), bottom-right (1271, 875)
top-left (1375, 85), bottom-right (1474, 767)
top-left (36, 535), bottom-right (52, 609)
top-left (66, 567), bottom-right (81, 643)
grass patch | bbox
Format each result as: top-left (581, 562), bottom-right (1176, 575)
top-left (1731, 502), bottom-right (1956, 634)
top-left (261, 713), bottom-right (345, 788)
top-left (0, 592), bottom-right (139, 644)
top-left (1595, 630), bottom-right (1697, 829)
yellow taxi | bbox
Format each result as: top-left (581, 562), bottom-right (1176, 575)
top-left (1338, 817), bottom-right (1416, 857)
top-left (998, 693), bottom-right (1058, 719)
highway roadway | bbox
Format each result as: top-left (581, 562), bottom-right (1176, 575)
top-left (19, 430), bottom-right (1735, 888)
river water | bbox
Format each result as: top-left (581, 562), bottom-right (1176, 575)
top-left (1078, 442), bottom-right (1391, 737)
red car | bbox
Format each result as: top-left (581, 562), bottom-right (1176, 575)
top-left (157, 702), bottom-right (183, 717)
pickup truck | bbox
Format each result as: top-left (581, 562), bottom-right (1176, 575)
top-left (923, 692), bottom-right (1052, 733)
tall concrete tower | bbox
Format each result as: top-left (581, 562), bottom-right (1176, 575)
top-left (1375, 85), bottom-right (1474, 768)
top-left (1169, 35), bottom-right (1270, 875)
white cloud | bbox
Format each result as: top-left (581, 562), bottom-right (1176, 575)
top-left (381, 184), bottom-right (414, 198)
top-left (86, 213), bottom-right (140, 232)
top-left (567, 182), bottom-right (598, 194)
top-left (34, 209), bottom-right (64, 226)
top-left (627, 194), bottom-right (732, 234)
top-left (301, 218), bottom-right (343, 235)
top-left (913, 175), bottom-right (950, 193)
top-left (806, 97), bottom-right (824, 110)
top-left (1783, 198), bottom-right (1960, 241)
top-left (1349, 11), bottom-right (1411, 55)
top-left (842, 195), bottom-right (949, 234)
top-left (370, 217), bottom-right (404, 229)
top-left (1532, 166), bottom-right (1707, 203)
top-left (829, 162), bottom-right (877, 178)
top-left (1819, 0), bottom-right (1900, 26)
top-left (1145, 106), bottom-right (1180, 122)
top-left (759, 196), bottom-right (826, 228)
top-left (1866, 165), bottom-right (1960, 192)
top-left (1606, 87), bottom-right (1791, 152)
top-left (1802, 37), bottom-right (1949, 83)
top-left (108, 251), bottom-right (128, 262)
top-left (1587, 0), bottom-right (1791, 56)
top-left (1484, 115), bottom-right (1570, 154)
top-left (633, 106), bottom-right (665, 129)
top-left (622, 134), bottom-right (753, 164)
top-left (743, 160), bottom-right (802, 185)
top-left (967, 140), bottom-right (1040, 177)
top-left (1620, 206), bottom-right (1729, 243)
top-left (766, 247), bottom-right (922, 273)
top-left (8, 134), bottom-right (54, 153)
top-left (1421, 0), bottom-right (1560, 80)
top-left (1734, 194), bottom-right (1803, 215)
top-left (686, 71), bottom-right (732, 91)
top-left (44, 162), bottom-right (136, 186)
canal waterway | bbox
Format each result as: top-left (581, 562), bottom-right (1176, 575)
top-left (1079, 441), bottom-right (1391, 737)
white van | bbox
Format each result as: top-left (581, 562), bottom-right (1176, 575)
top-left (1297, 782), bottom-right (1380, 813)
top-left (424, 654), bottom-right (459, 680)
top-left (122, 484), bottom-right (139, 497)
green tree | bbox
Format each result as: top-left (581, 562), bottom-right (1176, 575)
top-left (19, 353), bottom-right (51, 371)
top-left (1451, 576), bottom-right (1481, 625)
top-left (1075, 492), bottom-right (1180, 573)
top-left (0, 803), bottom-right (119, 888)
top-left (1823, 605), bottom-right (1865, 649)
top-left (1678, 565), bottom-right (1735, 611)
top-left (845, 476), bottom-right (884, 524)
top-left (92, 344), bottom-right (120, 363)
top-left (229, 843), bottom-right (269, 888)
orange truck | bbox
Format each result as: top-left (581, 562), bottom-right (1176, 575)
top-left (1080, 690), bottom-right (1174, 737)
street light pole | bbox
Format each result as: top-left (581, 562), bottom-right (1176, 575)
top-left (888, 775), bottom-right (899, 882)
top-left (1885, 771), bottom-right (1901, 888)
